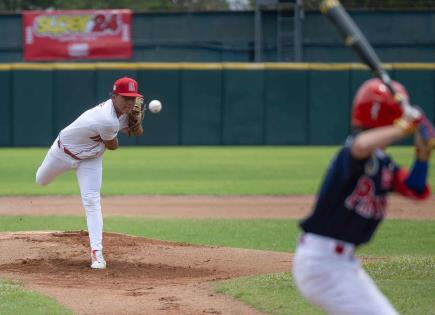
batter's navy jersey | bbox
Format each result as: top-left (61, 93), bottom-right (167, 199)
top-left (300, 136), bottom-right (399, 246)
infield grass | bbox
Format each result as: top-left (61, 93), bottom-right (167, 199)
top-left (1, 146), bottom-right (433, 196)
top-left (214, 256), bottom-right (435, 315)
top-left (0, 280), bottom-right (72, 315)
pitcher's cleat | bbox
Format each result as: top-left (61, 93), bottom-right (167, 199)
top-left (91, 249), bottom-right (106, 269)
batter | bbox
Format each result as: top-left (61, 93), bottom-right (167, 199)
top-left (293, 78), bottom-right (432, 314)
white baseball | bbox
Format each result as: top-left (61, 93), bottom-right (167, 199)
top-left (148, 100), bottom-right (162, 113)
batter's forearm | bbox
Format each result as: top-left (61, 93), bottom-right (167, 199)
top-left (351, 125), bottom-right (406, 159)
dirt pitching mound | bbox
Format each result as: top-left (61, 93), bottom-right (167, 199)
top-left (0, 231), bottom-right (292, 315)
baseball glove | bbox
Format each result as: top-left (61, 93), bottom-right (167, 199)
top-left (128, 97), bottom-right (145, 136)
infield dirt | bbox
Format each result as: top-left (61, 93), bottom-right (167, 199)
top-left (0, 195), bottom-right (433, 315)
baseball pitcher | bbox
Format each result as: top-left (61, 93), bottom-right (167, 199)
top-left (36, 77), bottom-right (145, 269)
top-left (293, 78), bottom-right (433, 314)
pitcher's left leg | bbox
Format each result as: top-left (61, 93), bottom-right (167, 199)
top-left (36, 145), bottom-right (74, 186)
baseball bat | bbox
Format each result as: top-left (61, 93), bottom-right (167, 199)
top-left (320, 1), bottom-right (384, 77)
top-left (319, 0), bottom-right (416, 112)
top-left (320, 0), bottom-right (435, 145)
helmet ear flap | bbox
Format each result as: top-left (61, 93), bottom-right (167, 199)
top-left (351, 78), bottom-right (407, 129)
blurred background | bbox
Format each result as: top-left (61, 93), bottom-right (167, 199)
top-left (1, 0), bottom-right (435, 147)
top-left (2, 0), bottom-right (435, 62)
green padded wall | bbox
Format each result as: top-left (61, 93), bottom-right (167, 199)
top-left (264, 70), bottom-right (308, 144)
top-left (222, 70), bottom-right (264, 145)
top-left (13, 70), bottom-right (53, 146)
top-left (308, 70), bottom-right (351, 145)
top-left (0, 71), bottom-right (11, 146)
top-left (53, 71), bottom-right (97, 141)
top-left (138, 70), bottom-right (180, 145)
top-left (2, 64), bottom-right (435, 147)
top-left (181, 70), bottom-right (223, 145)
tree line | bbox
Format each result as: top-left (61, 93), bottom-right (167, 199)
top-left (1, 0), bottom-right (434, 12)
top-left (0, 0), bottom-right (232, 12)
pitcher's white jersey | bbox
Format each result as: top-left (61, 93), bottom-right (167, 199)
top-left (59, 99), bottom-right (128, 160)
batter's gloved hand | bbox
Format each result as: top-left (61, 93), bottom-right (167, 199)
top-left (394, 105), bottom-right (423, 135)
top-left (128, 97), bottom-right (145, 136)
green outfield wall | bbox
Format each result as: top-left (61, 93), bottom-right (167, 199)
top-left (0, 63), bottom-right (434, 146)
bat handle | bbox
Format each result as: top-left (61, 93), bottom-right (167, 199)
top-left (394, 93), bottom-right (421, 122)
top-left (378, 70), bottom-right (392, 87)
top-left (377, 70), bottom-right (421, 121)
top-left (403, 105), bottom-right (422, 126)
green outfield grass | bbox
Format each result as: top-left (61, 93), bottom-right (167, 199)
top-left (1, 146), bottom-right (433, 196)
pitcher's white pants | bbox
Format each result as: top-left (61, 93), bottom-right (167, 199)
top-left (292, 233), bottom-right (398, 315)
top-left (35, 141), bottom-right (103, 251)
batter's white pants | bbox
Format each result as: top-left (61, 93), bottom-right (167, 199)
top-left (292, 233), bottom-right (398, 315)
top-left (35, 141), bottom-right (104, 251)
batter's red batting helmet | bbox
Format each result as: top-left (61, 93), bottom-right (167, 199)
top-left (351, 78), bottom-right (408, 129)
top-left (112, 77), bottom-right (143, 97)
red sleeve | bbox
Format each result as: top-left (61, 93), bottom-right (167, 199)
top-left (393, 168), bottom-right (431, 200)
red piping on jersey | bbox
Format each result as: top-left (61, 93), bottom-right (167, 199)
top-left (57, 140), bottom-right (82, 161)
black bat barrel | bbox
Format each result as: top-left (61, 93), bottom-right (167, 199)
top-left (320, 0), bottom-right (383, 77)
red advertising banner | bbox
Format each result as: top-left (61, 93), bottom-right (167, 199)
top-left (23, 9), bottom-right (132, 61)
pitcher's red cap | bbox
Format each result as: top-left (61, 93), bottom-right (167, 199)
top-left (112, 77), bottom-right (143, 97)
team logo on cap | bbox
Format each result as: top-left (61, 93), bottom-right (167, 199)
top-left (128, 82), bottom-right (135, 92)
top-left (113, 84), bottom-right (116, 91)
